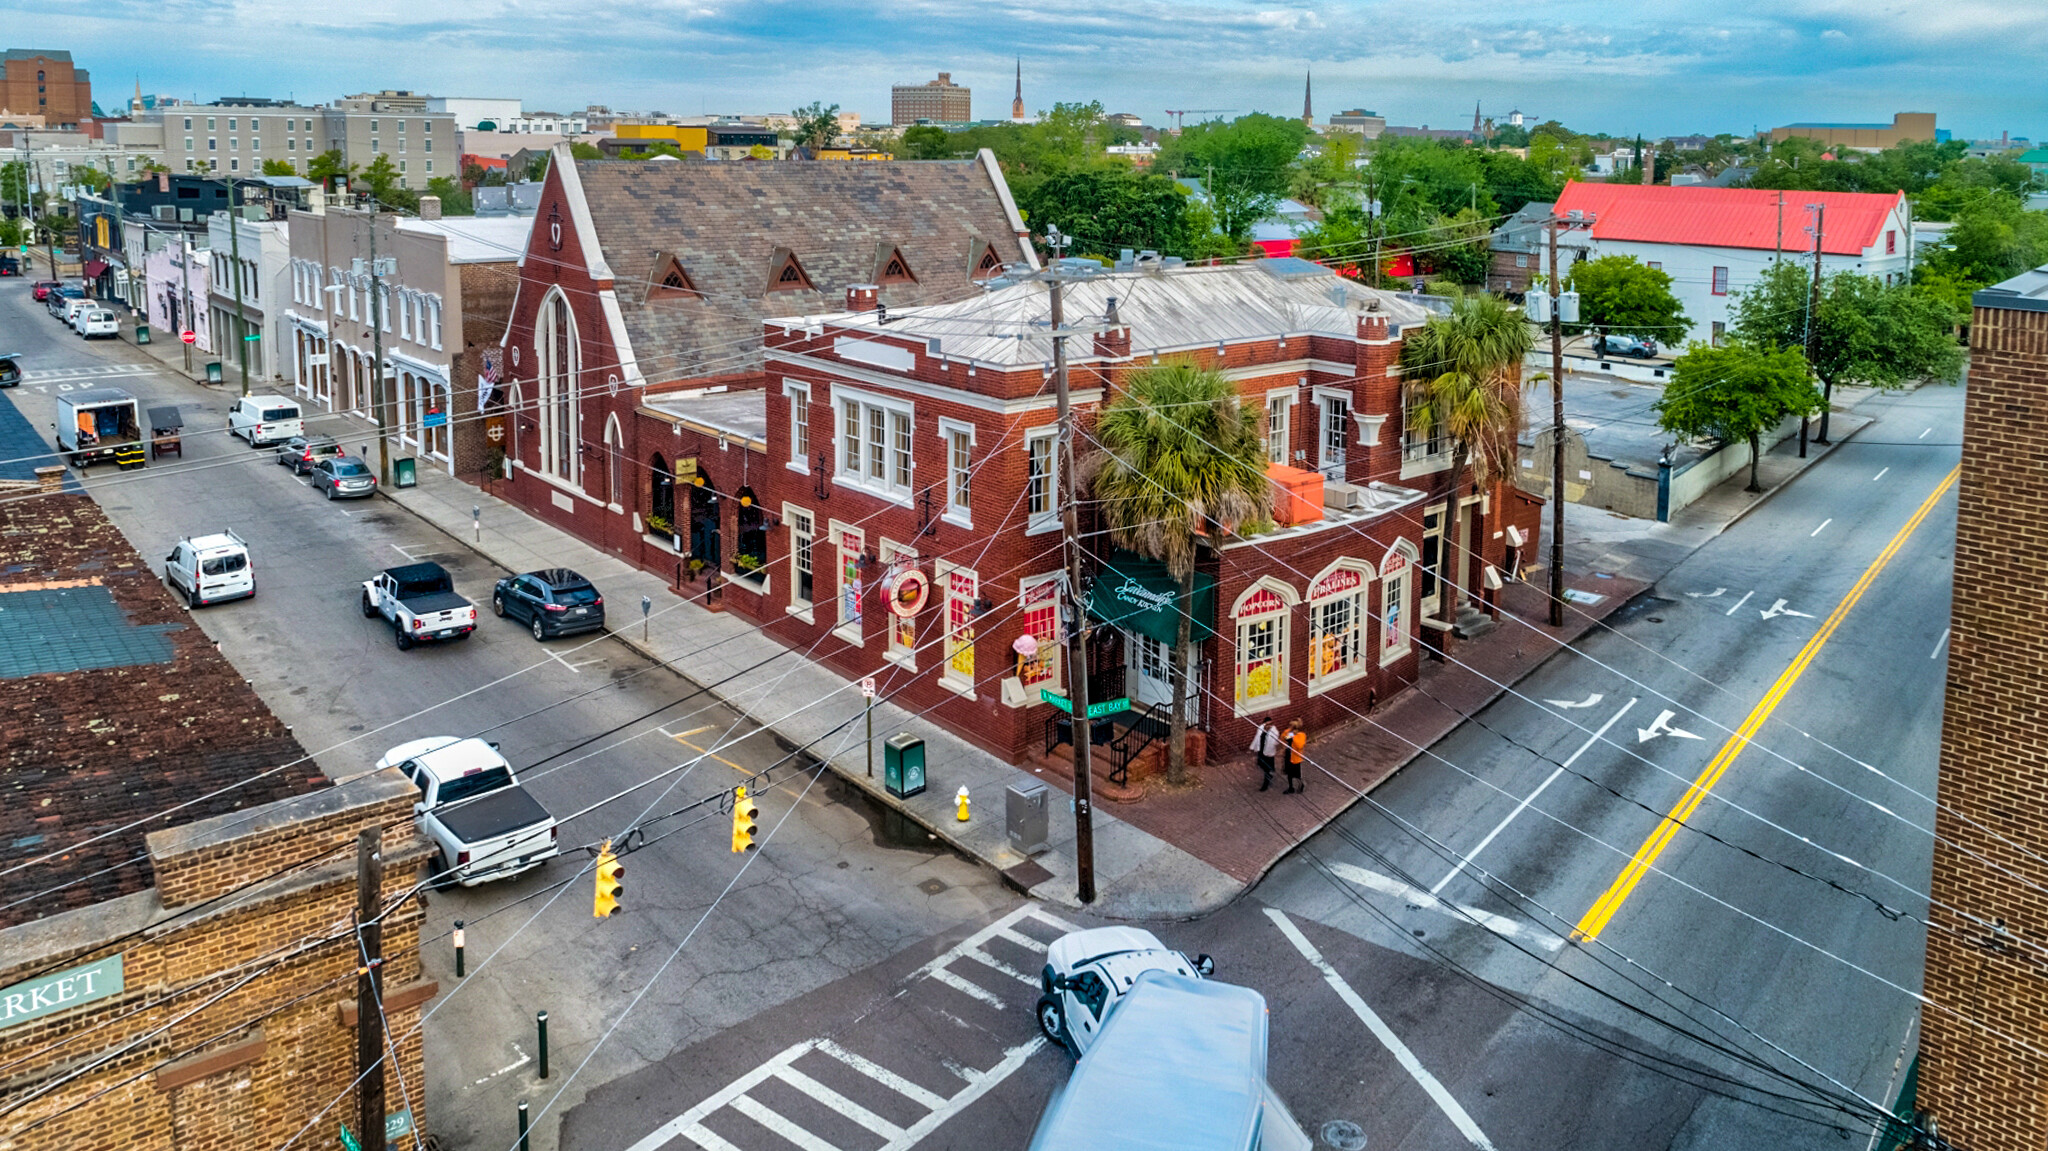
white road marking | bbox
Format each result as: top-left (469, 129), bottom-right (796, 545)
top-left (875, 1039), bottom-right (1044, 1151)
top-left (773, 1065), bottom-right (907, 1139)
top-left (472, 1043), bottom-right (530, 1085)
top-left (1724, 590), bottom-right (1754, 617)
top-left (1919, 427), bottom-right (1932, 440)
top-left (1269, 909), bottom-right (1500, 1149)
top-left (815, 1041), bottom-right (949, 1110)
top-left (1543, 693), bottom-right (1604, 709)
top-left (1811, 518), bottom-right (1832, 537)
top-left (1434, 698), bottom-right (1636, 895)
top-left (1931, 627), bottom-right (1950, 660)
top-left (729, 1094), bottom-right (843, 1151)
top-left (1636, 709), bottom-right (1704, 743)
top-left (1684, 588), bottom-right (1726, 599)
top-left (1872, 467), bottom-right (1889, 482)
top-left (927, 966), bottom-right (1006, 1007)
top-left (1326, 861), bottom-right (1562, 953)
top-left (1760, 598), bottom-right (1815, 620)
top-left (543, 645), bottom-right (600, 674)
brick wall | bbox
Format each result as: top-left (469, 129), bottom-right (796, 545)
top-left (1921, 300), bottom-right (2048, 1150)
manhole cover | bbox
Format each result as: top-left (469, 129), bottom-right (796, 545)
top-left (918, 878), bottom-right (948, 895)
top-left (1321, 1119), bottom-right (1368, 1150)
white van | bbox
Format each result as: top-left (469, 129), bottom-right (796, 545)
top-left (229, 394), bottom-right (304, 446)
top-left (75, 309), bottom-right (119, 339)
top-left (164, 531), bottom-right (255, 607)
top-left (61, 297), bottom-right (93, 328)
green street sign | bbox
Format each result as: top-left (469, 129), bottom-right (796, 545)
top-left (339, 1123), bottom-right (363, 1151)
top-left (1039, 689), bottom-right (1071, 714)
top-left (243, 333), bottom-right (261, 341)
top-left (1086, 698), bottom-right (1130, 719)
top-left (386, 1110), bottom-right (414, 1141)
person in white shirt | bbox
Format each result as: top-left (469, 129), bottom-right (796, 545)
top-left (1250, 719), bottom-right (1282, 791)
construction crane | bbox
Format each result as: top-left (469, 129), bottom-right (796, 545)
top-left (1164, 109), bottom-right (1235, 132)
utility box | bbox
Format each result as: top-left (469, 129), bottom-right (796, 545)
top-left (1006, 782), bottom-right (1048, 854)
top-left (134, 323), bottom-right (150, 345)
top-left (394, 456), bottom-right (418, 488)
top-left (884, 733), bottom-right (926, 800)
top-left (204, 361), bottom-right (222, 383)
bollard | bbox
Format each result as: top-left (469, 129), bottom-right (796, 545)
top-left (518, 1100), bottom-right (529, 1151)
top-left (536, 1010), bottom-right (550, 1079)
top-left (453, 920), bottom-right (465, 978)
top-left (956, 786), bottom-right (971, 823)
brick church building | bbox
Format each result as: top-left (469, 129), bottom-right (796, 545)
top-left (487, 145), bottom-right (1540, 764)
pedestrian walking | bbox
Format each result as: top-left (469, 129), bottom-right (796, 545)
top-left (1250, 719), bottom-right (1281, 791)
top-left (1281, 719), bottom-right (1307, 794)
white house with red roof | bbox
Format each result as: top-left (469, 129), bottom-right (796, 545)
top-left (1549, 182), bottom-right (1914, 348)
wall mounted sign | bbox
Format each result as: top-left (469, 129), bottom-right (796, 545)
top-left (883, 566), bottom-right (929, 617)
top-left (1, 953), bottom-right (122, 1031)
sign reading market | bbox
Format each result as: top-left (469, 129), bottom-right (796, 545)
top-left (1, 953), bottom-right (123, 1030)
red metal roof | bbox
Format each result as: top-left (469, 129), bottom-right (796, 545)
top-left (1551, 182), bottom-right (1904, 256)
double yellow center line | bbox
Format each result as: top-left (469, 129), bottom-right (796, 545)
top-left (1571, 465), bottom-right (1959, 944)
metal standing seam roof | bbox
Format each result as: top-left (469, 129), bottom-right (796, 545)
top-left (1975, 265), bottom-right (2048, 312)
top-left (395, 215), bottom-right (534, 264)
top-left (1553, 181), bottom-right (1904, 255)
top-left (783, 261), bottom-right (1434, 369)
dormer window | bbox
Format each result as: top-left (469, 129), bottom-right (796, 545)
top-left (768, 248), bottom-right (816, 294)
top-left (971, 242), bottom-right (1004, 280)
top-left (647, 252), bottom-right (700, 301)
top-left (876, 244), bottom-right (917, 286)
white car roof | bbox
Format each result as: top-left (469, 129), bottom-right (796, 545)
top-left (247, 393), bottom-right (298, 406)
top-left (184, 532), bottom-right (247, 554)
top-left (376, 736), bottom-right (509, 782)
top-left (1046, 926), bottom-right (1169, 973)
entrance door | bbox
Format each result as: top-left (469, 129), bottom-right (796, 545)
top-left (1124, 630), bottom-right (1173, 709)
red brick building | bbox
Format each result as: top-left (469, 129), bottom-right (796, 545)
top-left (489, 145), bottom-right (1539, 764)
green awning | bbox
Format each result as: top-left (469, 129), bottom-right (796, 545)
top-left (1087, 551), bottom-right (1216, 646)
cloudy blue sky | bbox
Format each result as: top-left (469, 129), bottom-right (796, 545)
top-left (11, 0), bottom-right (2044, 140)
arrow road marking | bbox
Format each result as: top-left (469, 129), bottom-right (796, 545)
top-left (1760, 599), bottom-right (1815, 620)
top-left (1545, 693), bottom-right (1604, 710)
top-left (1637, 709), bottom-right (1704, 744)
top-left (1326, 861), bottom-right (1562, 953)
top-left (1685, 588), bottom-right (1727, 599)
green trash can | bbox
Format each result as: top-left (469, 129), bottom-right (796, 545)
top-left (884, 733), bottom-right (926, 800)
top-left (394, 457), bottom-right (418, 489)
top-left (134, 323), bottom-right (151, 345)
top-left (205, 361), bottom-right (222, 384)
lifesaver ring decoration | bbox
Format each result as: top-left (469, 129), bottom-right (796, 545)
top-left (881, 566), bottom-right (930, 617)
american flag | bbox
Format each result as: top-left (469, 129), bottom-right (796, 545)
top-left (478, 353), bottom-right (501, 410)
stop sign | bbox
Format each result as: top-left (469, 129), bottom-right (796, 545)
top-left (180, 330), bottom-right (196, 344)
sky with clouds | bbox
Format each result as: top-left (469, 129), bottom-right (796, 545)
top-left (9, 0), bottom-right (2043, 140)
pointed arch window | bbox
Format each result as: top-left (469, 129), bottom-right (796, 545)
top-left (970, 241), bottom-right (1005, 281)
top-left (875, 245), bottom-right (917, 286)
top-left (648, 251), bottom-right (701, 301)
top-left (535, 288), bottom-right (581, 485)
top-left (767, 248), bottom-right (816, 294)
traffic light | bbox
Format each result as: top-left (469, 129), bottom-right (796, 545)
top-left (593, 839), bottom-right (624, 918)
top-left (731, 786), bottom-right (758, 853)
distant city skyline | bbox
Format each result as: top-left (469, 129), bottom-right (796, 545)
top-left (7, 0), bottom-right (2041, 142)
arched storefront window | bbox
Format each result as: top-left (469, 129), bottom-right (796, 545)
top-left (1232, 578), bottom-right (1297, 717)
top-left (649, 453), bottom-right (674, 535)
top-left (535, 289), bottom-right (579, 484)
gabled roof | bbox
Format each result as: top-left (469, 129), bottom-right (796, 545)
top-left (1552, 181), bottom-right (1904, 256)
top-left (567, 154), bottom-right (1035, 383)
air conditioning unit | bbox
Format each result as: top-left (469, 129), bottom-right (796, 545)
top-left (1505, 525), bottom-right (1526, 547)
top-left (1323, 480), bottom-right (1368, 511)
top-left (154, 204), bottom-right (175, 222)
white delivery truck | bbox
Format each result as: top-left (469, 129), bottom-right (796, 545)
top-left (55, 389), bottom-right (145, 468)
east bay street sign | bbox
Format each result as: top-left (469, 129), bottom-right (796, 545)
top-left (1039, 689), bottom-right (1130, 719)
top-left (0, 953), bottom-right (123, 1030)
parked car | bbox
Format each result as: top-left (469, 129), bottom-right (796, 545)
top-left (0, 354), bottom-right (19, 389)
top-left (164, 530), bottom-right (255, 608)
top-left (44, 285), bottom-right (83, 316)
top-left (361, 561), bottom-right (477, 650)
top-left (74, 309), bottom-right (119, 339)
top-left (0, 253), bottom-right (17, 276)
top-left (311, 455), bottom-right (377, 499)
top-left (59, 297), bottom-right (93, 328)
top-left (276, 433), bottom-right (343, 474)
top-left (376, 736), bottom-right (560, 887)
top-left (492, 568), bottom-right (606, 641)
top-left (227, 394), bottom-right (304, 446)
top-left (31, 280), bottom-right (60, 301)
top-left (1594, 333), bottom-right (1658, 358)
top-left (1036, 927), bottom-right (1214, 1058)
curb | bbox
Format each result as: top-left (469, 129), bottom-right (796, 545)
top-left (1722, 413), bottom-right (1874, 534)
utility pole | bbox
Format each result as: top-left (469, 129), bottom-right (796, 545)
top-left (179, 235), bottom-right (194, 375)
top-left (1545, 217), bottom-right (1567, 627)
top-left (1806, 202), bottom-right (1832, 445)
top-left (365, 203), bottom-right (392, 487)
top-left (1774, 192), bottom-right (1784, 262)
top-left (354, 827), bottom-right (386, 1151)
top-left (1047, 226), bottom-right (1097, 905)
top-left (217, 171), bottom-right (252, 396)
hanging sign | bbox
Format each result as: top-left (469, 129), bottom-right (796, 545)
top-left (882, 565), bottom-right (929, 618)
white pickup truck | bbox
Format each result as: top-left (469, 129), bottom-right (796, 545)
top-left (1035, 927), bottom-right (1214, 1057)
top-left (378, 737), bottom-right (560, 887)
top-left (361, 561), bottom-right (477, 650)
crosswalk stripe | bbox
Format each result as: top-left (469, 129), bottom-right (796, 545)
top-left (622, 1041), bottom-right (816, 1151)
top-left (728, 1094), bottom-right (843, 1151)
top-left (774, 1066), bottom-right (906, 1139)
top-left (991, 927), bottom-right (1049, 952)
top-left (873, 1040), bottom-right (1046, 1151)
top-left (1026, 908), bottom-right (1082, 934)
top-left (960, 947), bottom-right (1036, 986)
top-left (926, 965), bottom-right (1006, 1008)
top-left (814, 1041), bottom-right (948, 1110)
top-left (675, 1122), bottom-right (745, 1151)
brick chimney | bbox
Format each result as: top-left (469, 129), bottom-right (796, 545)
top-left (1356, 300), bottom-right (1388, 343)
top-left (156, 171), bottom-right (169, 193)
top-left (418, 195), bottom-right (442, 221)
top-left (34, 466), bottom-right (64, 494)
top-left (1093, 295), bottom-right (1131, 359)
top-left (845, 284), bottom-right (878, 313)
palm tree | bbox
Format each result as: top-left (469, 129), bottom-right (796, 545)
top-left (1086, 362), bottom-right (1272, 785)
top-left (1399, 292), bottom-right (1536, 609)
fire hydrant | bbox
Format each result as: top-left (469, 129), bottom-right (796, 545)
top-left (956, 786), bottom-right (971, 822)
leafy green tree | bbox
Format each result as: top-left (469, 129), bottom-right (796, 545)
top-left (424, 176), bottom-right (474, 216)
top-left (360, 154), bottom-right (404, 202)
top-left (569, 142), bottom-right (605, 161)
top-left (900, 125), bottom-right (953, 160)
top-left (0, 216), bottom-right (22, 248)
top-left (260, 159), bottom-right (297, 177)
top-left (791, 101), bottom-right (840, 153)
top-left (1157, 113), bottom-right (1309, 241)
top-left (306, 149), bottom-right (355, 192)
top-left (1733, 262), bottom-right (1964, 393)
top-left (1925, 196), bottom-right (2048, 284)
top-left (1086, 362), bottom-right (1271, 784)
top-left (1656, 343), bottom-right (1821, 492)
top-left (1566, 255), bottom-right (1690, 343)
top-left (1021, 168), bottom-right (1195, 257)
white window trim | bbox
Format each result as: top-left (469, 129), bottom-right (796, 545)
top-left (783, 380), bottom-right (811, 474)
top-left (831, 383), bottom-right (914, 504)
top-left (1264, 385), bottom-right (1297, 465)
top-left (1024, 427), bottom-right (1059, 535)
top-left (1014, 572), bottom-right (1064, 701)
top-left (879, 538), bottom-right (919, 670)
top-left (1379, 542), bottom-right (1419, 667)
top-left (938, 416), bottom-right (976, 528)
top-left (1231, 576), bottom-right (1297, 718)
top-left (1306, 559), bottom-right (1374, 696)
top-left (428, 295), bottom-right (443, 350)
top-left (830, 520), bottom-right (866, 646)
top-left (1312, 386), bottom-right (1351, 470)
top-left (936, 559), bottom-right (980, 699)
top-left (1354, 412), bottom-right (1387, 447)
top-left (784, 502), bottom-right (815, 621)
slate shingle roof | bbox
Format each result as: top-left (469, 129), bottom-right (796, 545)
top-left (571, 157), bottom-right (1032, 385)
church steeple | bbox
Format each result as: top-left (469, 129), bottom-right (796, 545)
top-left (1012, 58), bottom-right (1024, 121)
top-left (1303, 71), bottom-right (1313, 126)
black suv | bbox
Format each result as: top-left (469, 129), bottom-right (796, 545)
top-left (492, 568), bottom-right (605, 641)
top-left (276, 433), bottom-right (344, 475)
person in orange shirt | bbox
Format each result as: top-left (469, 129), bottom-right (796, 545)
top-left (1281, 719), bottom-right (1307, 794)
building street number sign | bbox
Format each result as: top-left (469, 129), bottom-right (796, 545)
top-left (1, 953), bottom-right (123, 1031)
top-left (338, 1112), bottom-right (411, 1151)
top-left (1039, 689), bottom-right (1130, 719)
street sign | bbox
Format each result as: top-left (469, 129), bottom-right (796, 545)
top-left (1039, 689), bottom-right (1071, 714)
top-left (861, 676), bottom-right (877, 698)
top-left (180, 329), bottom-right (195, 344)
top-left (385, 1110), bottom-right (414, 1141)
top-left (243, 332), bottom-right (260, 342)
top-left (338, 1123), bottom-right (362, 1151)
top-left (1086, 697), bottom-right (1130, 719)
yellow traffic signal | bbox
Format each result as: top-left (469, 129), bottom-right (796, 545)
top-left (731, 786), bottom-right (758, 853)
top-left (593, 840), bottom-right (625, 918)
